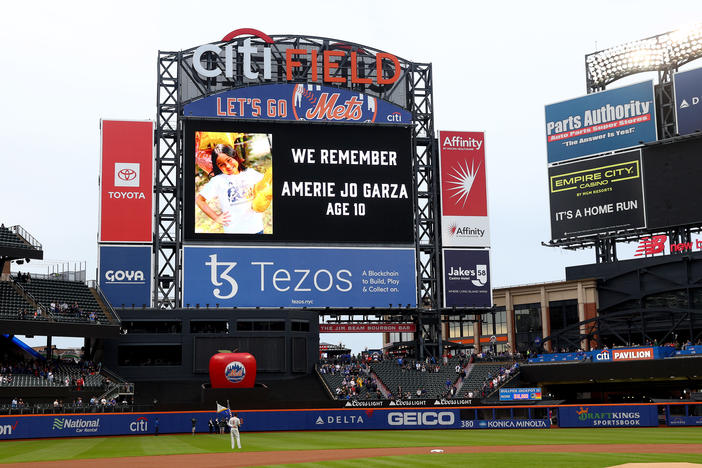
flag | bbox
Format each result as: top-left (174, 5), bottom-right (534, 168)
top-left (216, 402), bottom-right (231, 417)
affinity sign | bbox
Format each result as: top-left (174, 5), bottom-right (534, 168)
top-left (545, 81), bottom-right (656, 163)
top-left (439, 131), bottom-right (489, 247)
top-left (183, 246), bottom-right (416, 308)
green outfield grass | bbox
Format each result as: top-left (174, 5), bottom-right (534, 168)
top-left (0, 428), bottom-right (701, 465)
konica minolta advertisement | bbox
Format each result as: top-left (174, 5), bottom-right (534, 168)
top-left (545, 81), bottom-right (657, 164)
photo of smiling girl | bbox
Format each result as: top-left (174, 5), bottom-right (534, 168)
top-left (195, 133), bottom-right (273, 234)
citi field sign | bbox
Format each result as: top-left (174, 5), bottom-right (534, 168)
top-left (189, 28), bottom-right (403, 87)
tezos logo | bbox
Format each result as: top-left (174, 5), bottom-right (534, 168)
top-left (105, 270), bottom-right (146, 284)
top-left (114, 163), bottom-right (140, 187)
top-left (129, 417), bottom-right (148, 432)
top-left (225, 361), bottom-right (246, 383)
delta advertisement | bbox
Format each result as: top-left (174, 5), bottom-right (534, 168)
top-left (442, 249), bottom-right (492, 308)
top-left (98, 245), bottom-right (151, 308)
top-left (182, 246), bottom-right (417, 308)
top-left (183, 84), bottom-right (412, 125)
top-left (438, 131), bottom-right (489, 247)
top-left (545, 81), bottom-right (657, 164)
top-left (548, 150), bottom-right (645, 239)
top-left (0, 409), bottom-right (552, 439)
top-left (183, 119), bottom-right (414, 243)
top-left (99, 120), bottom-right (153, 243)
top-left (674, 66), bottom-right (702, 136)
top-left (558, 405), bottom-right (658, 427)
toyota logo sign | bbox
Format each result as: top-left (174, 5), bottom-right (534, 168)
top-left (118, 168), bottom-right (137, 181)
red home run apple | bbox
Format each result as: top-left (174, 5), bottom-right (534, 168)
top-left (209, 353), bottom-right (257, 388)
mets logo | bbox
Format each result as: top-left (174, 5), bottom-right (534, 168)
top-left (117, 168), bottom-right (137, 181)
top-left (224, 361), bottom-right (246, 383)
top-left (292, 84), bottom-right (377, 122)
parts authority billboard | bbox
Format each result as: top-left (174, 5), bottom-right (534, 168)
top-left (99, 120), bottom-right (153, 243)
top-left (545, 81), bottom-right (656, 164)
top-left (183, 119), bottom-right (413, 243)
top-left (182, 246), bottom-right (416, 308)
top-left (548, 149), bottom-right (645, 239)
top-left (439, 131), bottom-right (489, 247)
top-left (442, 249), bottom-right (491, 308)
top-left (674, 66), bottom-right (702, 136)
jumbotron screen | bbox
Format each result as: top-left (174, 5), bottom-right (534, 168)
top-left (183, 119), bottom-right (414, 243)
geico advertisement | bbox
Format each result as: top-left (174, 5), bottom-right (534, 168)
top-left (182, 246), bottom-right (416, 308)
top-left (548, 150), bottom-right (645, 239)
top-left (545, 81), bottom-right (656, 164)
top-left (183, 119), bottom-right (414, 244)
top-left (98, 245), bottom-right (151, 308)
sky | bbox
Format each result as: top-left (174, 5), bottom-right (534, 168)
top-left (2, 1), bottom-right (701, 352)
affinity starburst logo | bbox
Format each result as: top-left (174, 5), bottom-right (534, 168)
top-left (446, 159), bottom-right (482, 208)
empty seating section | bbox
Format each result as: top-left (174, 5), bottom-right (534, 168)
top-left (21, 279), bottom-right (108, 324)
top-left (370, 357), bottom-right (463, 399)
top-left (458, 362), bottom-right (513, 398)
top-left (0, 283), bottom-right (42, 320)
top-left (0, 226), bottom-right (29, 249)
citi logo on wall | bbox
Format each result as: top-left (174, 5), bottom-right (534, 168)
top-left (114, 163), bottom-right (140, 187)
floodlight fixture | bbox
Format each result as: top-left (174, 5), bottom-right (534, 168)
top-left (586, 23), bottom-right (702, 90)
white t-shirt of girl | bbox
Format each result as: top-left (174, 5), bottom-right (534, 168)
top-left (199, 169), bottom-right (265, 233)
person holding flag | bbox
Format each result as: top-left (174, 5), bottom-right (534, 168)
top-left (216, 402), bottom-right (230, 435)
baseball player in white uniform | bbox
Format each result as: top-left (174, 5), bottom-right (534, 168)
top-left (228, 412), bottom-right (242, 449)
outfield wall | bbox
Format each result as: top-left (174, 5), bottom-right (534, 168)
top-left (0, 403), bottom-right (699, 440)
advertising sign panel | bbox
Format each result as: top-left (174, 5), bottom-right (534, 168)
top-left (545, 81), bottom-right (656, 164)
top-left (182, 246), bottom-right (416, 308)
top-left (642, 138), bottom-right (702, 230)
top-left (99, 120), bottom-right (153, 243)
top-left (183, 119), bottom-right (413, 243)
top-left (499, 387), bottom-right (542, 401)
top-left (558, 405), bottom-right (658, 427)
top-left (674, 66), bottom-right (702, 136)
top-left (319, 323), bottom-right (416, 333)
top-left (442, 249), bottom-right (492, 308)
top-left (184, 84), bottom-right (412, 124)
top-left (439, 131), bottom-right (489, 247)
top-left (548, 150), bottom-right (645, 239)
top-left (98, 245), bottom-right (151, 307)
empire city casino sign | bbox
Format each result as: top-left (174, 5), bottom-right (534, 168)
top-left (190, 28), bottom-right (403, 87)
